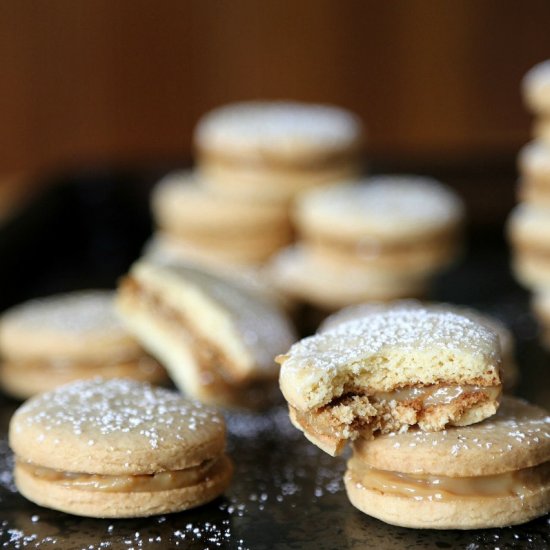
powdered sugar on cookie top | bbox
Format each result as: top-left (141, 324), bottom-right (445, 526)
top-left (195, 101), bottom-right (363, 157)
top-left (296, 177), bottom-right (464, 240)
top-left (278, 309), bottom-right (501, 410)
top-left (1, 291), bottom-right (122, 336)
top-left (13, 378), bottom-right (222, 448)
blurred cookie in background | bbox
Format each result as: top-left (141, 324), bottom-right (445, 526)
top-left (0, 290), bottom-right (167, 400)
top-left (508, 203), bottom-right (550, 291)
top-left (268, 245), bottom-right (429, 311)
top-left (517, 142), bottom-right (550, 207)
top-left (194, 101), bottom-right (365, 204)
top-left (151, 170), bottom-right (292, 266)
top-left (268, 175), bottom-right (465, 311)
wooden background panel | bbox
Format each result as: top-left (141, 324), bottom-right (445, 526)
top-left (0, 0), bottom-right (549, 177)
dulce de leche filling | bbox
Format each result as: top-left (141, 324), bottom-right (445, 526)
top-left (370, 383), bottom-right (501, 407)
top-left (295, 384), bottom-right (501, 447)
top-left (349, 460), bottom-right (550, 501)
top-left (18, 457), bottom-right (220, 493)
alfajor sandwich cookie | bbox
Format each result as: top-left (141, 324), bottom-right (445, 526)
top-left (0, 290), bottom-right (167, 399)
top-left (277, 308), bottom-right (502, 455)
top-left (345, 397), bottom-right (550, 529)
top-left (9, 378), bottom-right (233, 518)
top-left (117, 261), bottom-right (296, 408)
top-left (194, 101), bottom-right (365, 203)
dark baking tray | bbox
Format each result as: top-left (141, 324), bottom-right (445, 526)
top-left (0, 167), bottom-right (549, 549)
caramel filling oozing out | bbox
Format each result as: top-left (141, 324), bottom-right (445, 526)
top-left (18, 458), bottom-right (218, 493)
top-left (350, 461), bottom-right (550, 501)
top-left (370, 384), bottom-right (501, 407)
top-left (294, 384), bottom-right (501, 447)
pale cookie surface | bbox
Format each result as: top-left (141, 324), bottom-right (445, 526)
top-left (508, 203), bottom-right (550, 249)
top-left (0, 290), bottom-right (140, 362)
top-left (523, 60), bottom-right (550, 114)
top-left (10, 378), bottom-right (226, 475)
top-left (294, 176), bottom-right (465, 242)
top-left (195, 101), bottom-right (363, 161)
top-left (117, 261), bottom-right (296, 407)
top-left (320, 300), bottom-right (517, 389)
top-left (352, 397), bottom-right (550, 476)
top-left (152, 170), bottom-right (289, 233)
top-left (345, 397), bottom-right (550, 529)
top-left (518, 141), bottom-right (550, 180)
top-left (278, 309), bottom-right (501, 455)
top-left (267, 245), bottom-right (428, 310)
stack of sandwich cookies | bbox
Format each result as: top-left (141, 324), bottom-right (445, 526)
top-left (320, 300), bottom-right (519, 390)
top-left (345, 397), bottom-right (550, 529)
top-left (9, 378), bottom-right (232, 518)
top-left (194, 101), bottom-right (365, 203)
top-left (269, 176), bottom-right (465, 310)
top-left (0, 291), bottom-right (167, 400)
top-left (277, 308), bottom-right (502, 456)
top-left (508, 60), bottom-right (550, 348)
top-left (151, 171), bottom-right (292, 266)
top-left (117, 261), bottom-right (296, 408)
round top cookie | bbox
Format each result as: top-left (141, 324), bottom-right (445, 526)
top-left (523, 60), bottom-right (550, 114)
top-left (0, 290), bottom-right (140, 362)
top-left (294, 176), bottom-right (465, 242)
top-left (352, 397), bottom-right (550, 477)
top-left (278, 308), bottom-right (500, 412)
top-left (194, 101), bottom-right (364, 164)
top-left (320, 300), bottom-right (513, 360)
top-left (9, 378), bottom-right (226, 475)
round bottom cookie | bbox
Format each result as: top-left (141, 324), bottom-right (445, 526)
top-left (344, 397), bottom-right (550, 529)
top-left (268, 245), bottom-right (429, 310)
top-left (199, 159), bottom-right (361, 203)
top-left (147, 230), bottom-right (290, 266)
top-left (303, 234), bottom-right (460, 277)
top-left (9, 378), bottom-right (233, 518)
top-left (14, 455), bottom-right (233, 519)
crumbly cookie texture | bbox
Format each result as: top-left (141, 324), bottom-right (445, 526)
top-left (278, 309), bottom-right (501, 455)
top-left (319, 300), bottom-right (517, 389)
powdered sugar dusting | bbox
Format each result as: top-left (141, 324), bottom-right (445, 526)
top-left (298, 176), bottom-right (464, 235)
top-left (13, 378), bottom-right (222, 449)
top-left (160, 263), bottom-right (296, 374)
top-left (283, 309), bottom-right (499, 376)
top-left (364, 397), bottom-right (550, 473)
top-left (195, 101), bottom-right (362, 153)
top-left (1, 291), bottom-right (123, 336)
